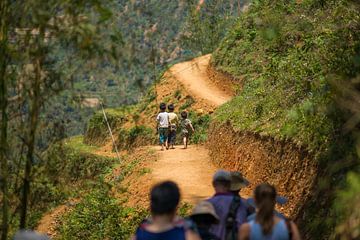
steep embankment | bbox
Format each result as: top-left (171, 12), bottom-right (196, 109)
top-left (208, 0), bottom-right (360, 239)
top-left (207, 124), bottom-right (316, 217)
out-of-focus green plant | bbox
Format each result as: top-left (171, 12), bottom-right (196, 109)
top-left (180, 0), bottom-right (250, 54)
top-left (58, 186), bottom-right (147, 240)
top-left (331, 74), bottom-right (360, 240)
top-left (334, 172), bottom-right (360, 240)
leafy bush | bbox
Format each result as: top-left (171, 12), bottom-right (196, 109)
top-left (189, 113), bottom-right (211, 144)
top-left (47, 136), bottom-right (116, 181)
top-left (117, 125), bottom-right (155, 150)
top-left (333, 172), bottom-right (360, 240)
top-left (84, 106), bottom-right (135, 146)
top-left (58, 186), bottom-right (147, 240)
top-left (213, 0), bottom-right (360, 154)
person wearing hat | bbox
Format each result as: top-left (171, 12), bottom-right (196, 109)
top-left (190, 201), bottom-right (221, 240)
top-left (207, 170), bottom-right (248, 240)
top-left (230, 171), bottom-right (250, 194)
top-left (230, 171), bottom-right (255, 217)
top-left (167, 103), bottom-right (179, 149)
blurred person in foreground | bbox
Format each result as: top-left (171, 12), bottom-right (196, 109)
top-left (229, 171), bottom-right (255, 217)
top-left (132, 181), bottom-right (201, 240)
top-left (13, 230), bottom-right (49, 240)
top-left (207, 170), bottom-right (248, 240)
top-left (238, 183), bottom-right (301, 240)
top-left (190, 201), bottom-right (221, 240)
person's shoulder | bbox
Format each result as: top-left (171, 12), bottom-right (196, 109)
top-left (247, 212), bottom-right (256, 222)
top-left (182, 217), bottom-right (197, 231)
top-left (209, 194), bottom-right (233, 203)
top-left (239, 222), bottom-right (251, 240)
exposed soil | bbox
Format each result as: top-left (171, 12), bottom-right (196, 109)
top-left (207, 122), bottom-right (318, 218)
top-left (36, 199), bottom-right (79, 238)
top-left (137, 54), bottom-right (234, 129)
top-left (120, 145), bottom-right (218, 208)
top-left (167, 54), bottom-right (232, 107)
top-left (94, 141), bottom-right (118, 158)
top-left (206, 65), bottom-right (239, 96)
top-left (151, 145), bottom-right (216, 204)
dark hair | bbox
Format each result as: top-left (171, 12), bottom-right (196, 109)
top-left (254, 183), bottom-right (277, 235)
top-left (159, 103), bottom-right (166, 111)
top-left (191, 214), bottom-right (217, 227)
top-left (168, 104), bottom-right (175, 112)
top-left (150, 181), bottom-right (180, 215)
top-left (181, 111), bottom-right (188, 119)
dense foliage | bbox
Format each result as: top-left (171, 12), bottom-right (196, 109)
top-left (213, 0), bottom-right (360, 153)
top-left (4, 136), bottom-right (116, 236)
top-left (212, 0), bottom-right (360, 238)
top-left (58, 187), bottom-right (147, 240)
top-left (334, 172), bottom-right (360, 239)
top-left (180, 0), bottom-right (251, 54)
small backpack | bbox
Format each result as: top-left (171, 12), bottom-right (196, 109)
top-left (225, 196), bottom-right (241, 240)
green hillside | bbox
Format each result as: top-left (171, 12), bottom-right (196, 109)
top-left (49, 0), bottom-right (246, 137)
top-left (211, 0), bottom-right (360, 238)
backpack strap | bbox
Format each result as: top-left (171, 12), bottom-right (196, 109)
top-left (228, 196), bottom-right (241, 219)
top-left (225, 196), bottom-right (241, 240)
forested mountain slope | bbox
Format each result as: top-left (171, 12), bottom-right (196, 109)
top-left (209, 0), bottom-right (360, 238)
top-left (52, 0), bottom-right (248, 136)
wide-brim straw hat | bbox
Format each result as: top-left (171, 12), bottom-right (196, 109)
top-left (230, 171), bottom-right (250, 191)
top-left (190, 201), bottom-right (219, 224)
top-left (213, 170), bottom-right (231, 182)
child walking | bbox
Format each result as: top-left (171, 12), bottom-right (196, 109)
top-left (180, 111), bottom-right (194, 149)
top-left (167, 104), bottom-right (179, 149)
top-left (156, 103), bottom-right (169, 151)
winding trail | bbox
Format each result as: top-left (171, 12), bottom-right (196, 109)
top-left (147, 54), bottom-right (233, 204)
top-left (168, 54), bottom-right (231, 106)
top-left (151, 145), bottom-right (216, 204)
top-left (36, 54), bottom-right (233, 235)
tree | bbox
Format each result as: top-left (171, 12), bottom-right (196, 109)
top-left (0, 0), bottom-right (120, 238)
top-left (0, 1), bottom-right (11, 238)
top-left (180, 0), bottom-right (243, 54)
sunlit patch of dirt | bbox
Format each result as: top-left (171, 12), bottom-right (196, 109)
top-left (36, 199), bottom-right (79, 238)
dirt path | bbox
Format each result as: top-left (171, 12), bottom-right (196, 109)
top-left (148, 55), bottom-right (231, 204)
top-left (36, 54), bottom-right (232, 235)
top-left (151, 145), bottom-right (216, 204)
top-left (168, 54), bottom-right (232, 107)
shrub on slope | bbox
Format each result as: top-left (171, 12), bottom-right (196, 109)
top-left (212, 0), bottom-right (360, 154)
